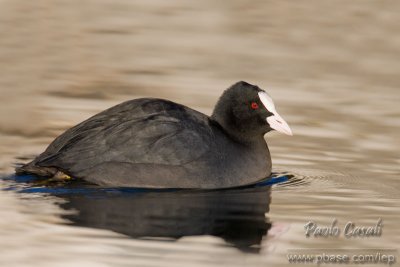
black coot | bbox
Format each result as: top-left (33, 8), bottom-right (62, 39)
top-left (16, 81), bottom-right (292, 188)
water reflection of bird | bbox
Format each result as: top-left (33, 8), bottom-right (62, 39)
top-left (16, 81), bottom-right (292, 189)
top-left (58, 186), bottom-right (272, 253)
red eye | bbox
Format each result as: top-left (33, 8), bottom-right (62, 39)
top-left (251, 102), bottom-right (259, 110)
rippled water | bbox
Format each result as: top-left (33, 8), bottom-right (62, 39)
top-left (1, 1), bottom-right (399, 266)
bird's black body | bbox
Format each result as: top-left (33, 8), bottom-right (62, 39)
top-left (16, 81), bottom-right (292, 189)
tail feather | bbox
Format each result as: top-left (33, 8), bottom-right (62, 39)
top-left (15, 162), bottom-right (58, 177)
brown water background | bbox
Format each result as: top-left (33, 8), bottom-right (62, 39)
top-left (0, 1), bottom-right (399, 266)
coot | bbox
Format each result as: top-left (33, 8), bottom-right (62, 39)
top-left (16, 81), bottom-right (292, 188)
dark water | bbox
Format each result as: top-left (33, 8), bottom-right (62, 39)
top-left (5, 175), bottom-right (289, 253)
top-left (1, 1), bottom-right (400, 266)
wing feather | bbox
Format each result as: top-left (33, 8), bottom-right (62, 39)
top-left (35, 99), bottom-right (213, 175)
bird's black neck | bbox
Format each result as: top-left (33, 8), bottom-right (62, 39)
top-left (211, 109), bottom-right (264, 146)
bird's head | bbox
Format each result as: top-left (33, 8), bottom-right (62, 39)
top-left (212, 81), bottom-right (292, 142)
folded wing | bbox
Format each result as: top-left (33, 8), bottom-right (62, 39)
top-left (35, 99), bottom-right (213, 176)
